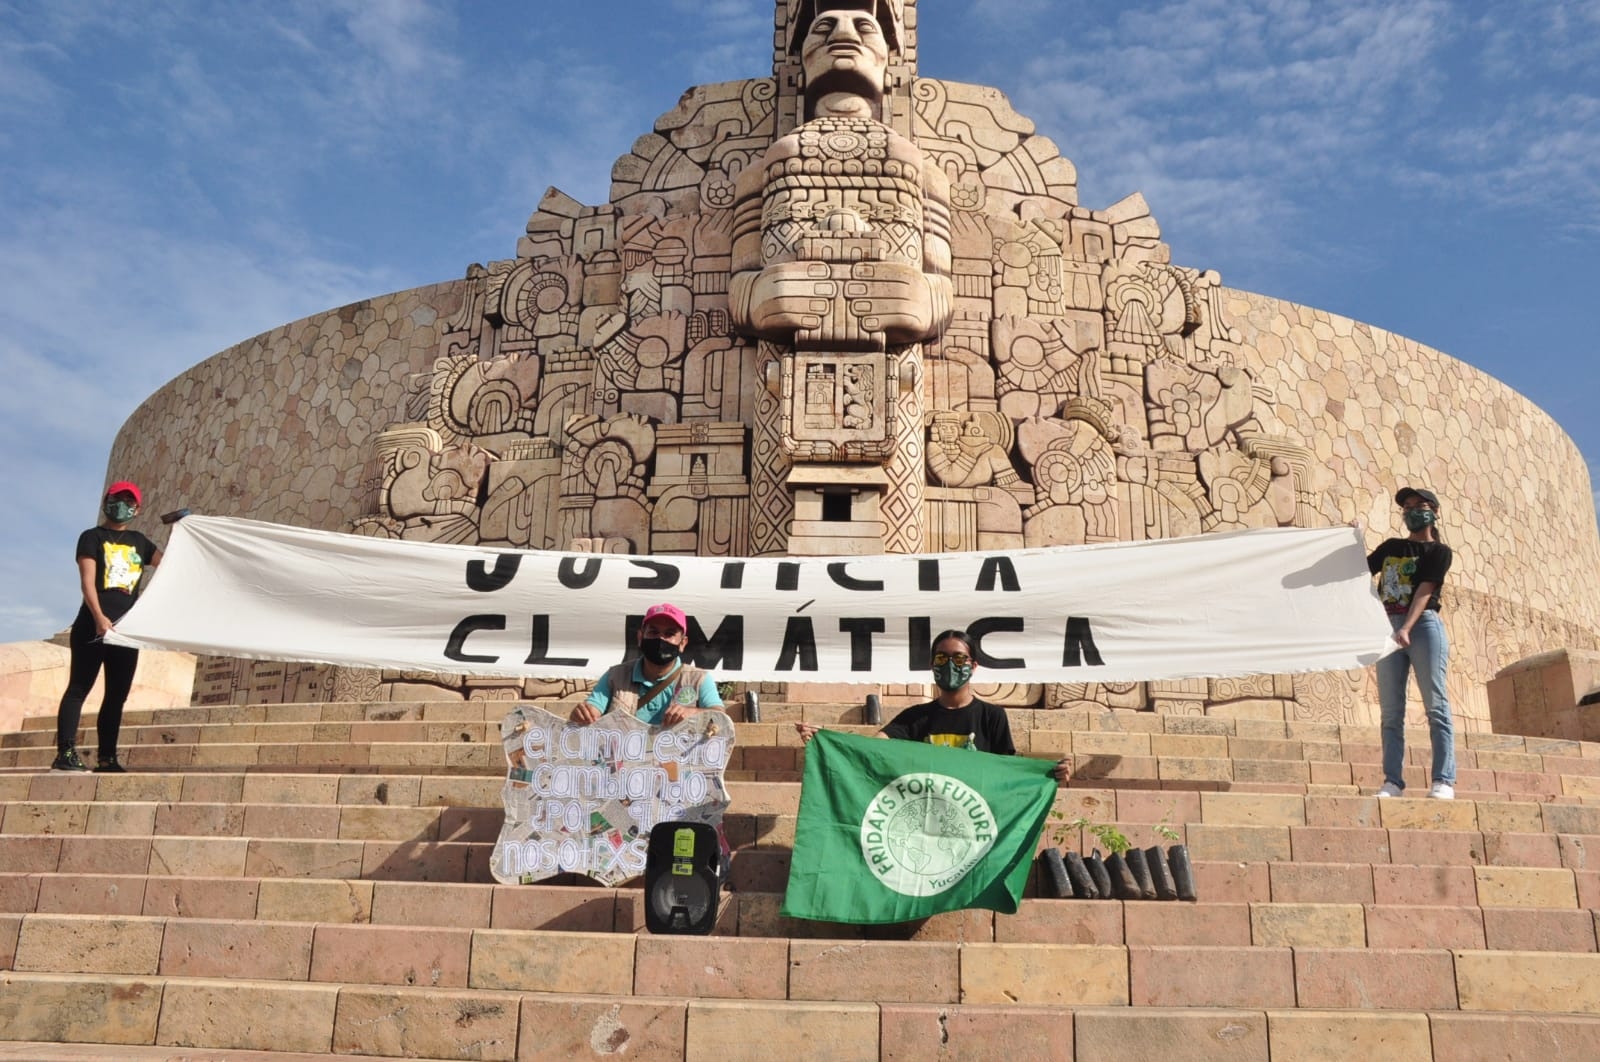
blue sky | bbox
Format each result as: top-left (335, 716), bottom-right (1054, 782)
top-left (2, 0), bottom-right (1597, 643)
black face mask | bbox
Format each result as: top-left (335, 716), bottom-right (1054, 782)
top-left (640, 637), bottom-right (682, 666)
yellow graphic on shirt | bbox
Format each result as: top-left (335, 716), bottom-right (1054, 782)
top-left (926, 732), bottom-right (974, 750)
top-left (102, 543), bottom-right (143, 593)
top-left (1378, 556), bottom-right (1418, 608)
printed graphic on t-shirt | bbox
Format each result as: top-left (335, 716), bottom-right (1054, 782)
top-left (926, 732), bottom-right (975, 750)
top-left (1378, 556), bottom-right (1417, 609)
top-left (102, 543), bottom-right (143, 592)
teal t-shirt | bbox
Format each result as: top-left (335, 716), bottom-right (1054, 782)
top-left (586, 660), bottom-right (723, 724)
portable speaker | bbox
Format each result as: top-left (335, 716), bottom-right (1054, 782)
top-left (644, 821), bottom-right (721, 934)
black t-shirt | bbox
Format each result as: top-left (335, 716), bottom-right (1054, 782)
top-left (1367, 538), bottom-right (1452, 614)
top-left (75, 526), bottom-right (160, 623)
top-left (880, 697), bottom-right (1016, 755)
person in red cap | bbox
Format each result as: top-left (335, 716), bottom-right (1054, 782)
top-left (571, 602), bottom-right (724, 726)
top-left (51, 481), bottom-right (162, 772)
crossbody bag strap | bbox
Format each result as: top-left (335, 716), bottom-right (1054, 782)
top-left (635, 672), bottom-right (679, 711)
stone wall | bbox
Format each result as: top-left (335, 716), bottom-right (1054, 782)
top-left (0, 642), bottom-right (196, 738)
top-left (108, 281), bottom-right (465, 535)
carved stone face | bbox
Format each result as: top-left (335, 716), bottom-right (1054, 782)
top-left (802, 7), bottom-right (890, 97)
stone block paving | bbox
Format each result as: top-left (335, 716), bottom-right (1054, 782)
top-left (5, 700), bottom-right (1600, 1059)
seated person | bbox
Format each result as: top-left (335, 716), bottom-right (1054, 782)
top-left (572, 602), bottom-right (723, 726)
top-left (798, 628), bottom-right (1071, 782)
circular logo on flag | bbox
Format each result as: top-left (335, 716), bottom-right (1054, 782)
top-left (859, 772), bottom-right (998, 897)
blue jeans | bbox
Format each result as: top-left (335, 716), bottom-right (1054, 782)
top-left (1377, 610), bottom-right (1455, 790)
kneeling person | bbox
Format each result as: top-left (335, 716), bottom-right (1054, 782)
top-left (572, 603), bottom-right (723, 726)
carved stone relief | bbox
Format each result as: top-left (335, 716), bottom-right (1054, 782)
top-left (341, 0), bottom-right (1342, 714)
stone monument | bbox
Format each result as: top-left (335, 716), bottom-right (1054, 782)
top-left (106, 0), bottom-right (1600, 731)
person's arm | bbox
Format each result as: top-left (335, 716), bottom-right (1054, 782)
top-left (798, 703), bottom-right (911, 745)
top-left (698, 674), bottom-right (723, 708)
top-left (135, 538), bottom-right (163, 591)
top-left (77, 555), bottom-right (113, 637)
top-left (1393, 546), bottom-right (1449, 648)
top-left (1393, 581), bottom-right (1438, 649)
top-left (572, 671), bottom-right (612, 725)
top-left (795, 722), bottom-right (891, 743)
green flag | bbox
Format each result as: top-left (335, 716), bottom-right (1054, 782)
top-left (781, 729), bottom-right (1057, 924)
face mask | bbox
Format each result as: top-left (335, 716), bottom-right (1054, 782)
top-left (104, 500), bottom-right (136, 523)
top-left (640, 637), bottom-right (681, 666)
top-left (932, 661), bottom-right (973, 691)
top-left (1403, 508), bottom-right (1435, 531)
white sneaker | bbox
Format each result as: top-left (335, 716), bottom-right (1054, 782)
top-left (1376, 782), bottom-right (1403, 798)
top-left (1429, 782), bottom-right (1455, 800)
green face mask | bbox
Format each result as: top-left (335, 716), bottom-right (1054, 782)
top-left (1403, 508), bottom-right (1435, 531)
top-left (104, 500), bottom-right (137, 523)
top-left (932, 661), bottom-right (973, 691)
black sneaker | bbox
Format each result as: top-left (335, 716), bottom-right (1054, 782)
top-left (51, 748), bottom-right (90, 772)
top-left (93, 756), bottom-right (127, 774)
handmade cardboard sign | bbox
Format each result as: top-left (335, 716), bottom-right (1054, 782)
top-left (490, 705), bottom-right (734, 886)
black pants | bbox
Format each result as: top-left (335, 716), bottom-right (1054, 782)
top-left (54, 615), bottom-right (140, 758)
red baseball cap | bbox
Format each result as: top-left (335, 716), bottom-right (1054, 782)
top-left (641, 603), bottom-right (687, 634)
top-left (105, 481), bottom-right (142, 506)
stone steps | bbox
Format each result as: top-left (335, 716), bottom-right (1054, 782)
top-left (6, 699), bottom-right (1600, 1059)
top-left (4, 871), bottom-right (1599, 951)
top-left (8, 991), bottom-right (1600, 1062)
top-left (8, 940), bottom-right (1600, 1058)
top-left (7, 738), bottom-right (1600, 800)
top-left (7, 913), bottom-right (1600, 1014)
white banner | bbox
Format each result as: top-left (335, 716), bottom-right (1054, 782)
top-left (108, 514), bottom-right (1394, 683)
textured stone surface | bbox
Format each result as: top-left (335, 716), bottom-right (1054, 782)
top-left (789, 939), bottom-right (958, 1003)
top-left (332, 986), bottom-right (521, 1061)
top-left (468, 929), bottom-right (634, 995)
top-left (155, 979), bottom-right (339, 1053)
top-left (308, 924), bottom-right (471, 988)
top-left (684, 1000), bottom-right (878, 1062)
top-left (960, 943), bottom-right (1127, 1005)
top-left (634, 936), bottom-right (788, 1000)
top-left (1128, 945), bottom-right (1294, 1008)
top-left (1429, 1012), bottom-right (1600, 1061)
top-left (255, 878), bottom-right (373, 924)
top-left (1292, 948), bottom-right (1457, 1009)
top-left (158, 918), bottom-right (314, 980)
top-left (0, 971), bottom-right (162, 1045)
top-left (517, 996), bottom-right (688, 1061)
top-left (12, 914), bottom-right (163, 975)
top-left (1251, 903), bottom-right (1365, 947)
top-left (1473, 866), bottom-right (1578, 908)
top-left (1073, 1007), bottom-right (1267, 1061)
top-left (879, 1003), bottom-right (1072, 1061)
top-left (1455, 950), bottom-right (1600, 1014)
top-left (1267, 1010), bottom-right (1432, 1061)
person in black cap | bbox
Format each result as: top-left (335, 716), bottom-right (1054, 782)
top-left (1364, 486), bottom-right (1456, 799)
top-left (51, 481), bottom-right (162, 773)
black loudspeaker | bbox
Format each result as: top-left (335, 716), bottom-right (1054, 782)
top-left (644, 821), bottom-right (721, 935)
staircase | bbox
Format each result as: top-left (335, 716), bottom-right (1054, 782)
top-left (4, 698), bottom-right (1600, 1060)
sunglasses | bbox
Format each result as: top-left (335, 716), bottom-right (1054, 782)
top-left (931, 652), bottom-right (971, 667)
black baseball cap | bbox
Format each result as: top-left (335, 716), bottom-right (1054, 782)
top-left (1394, 487), bottom-right (1439, 509)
